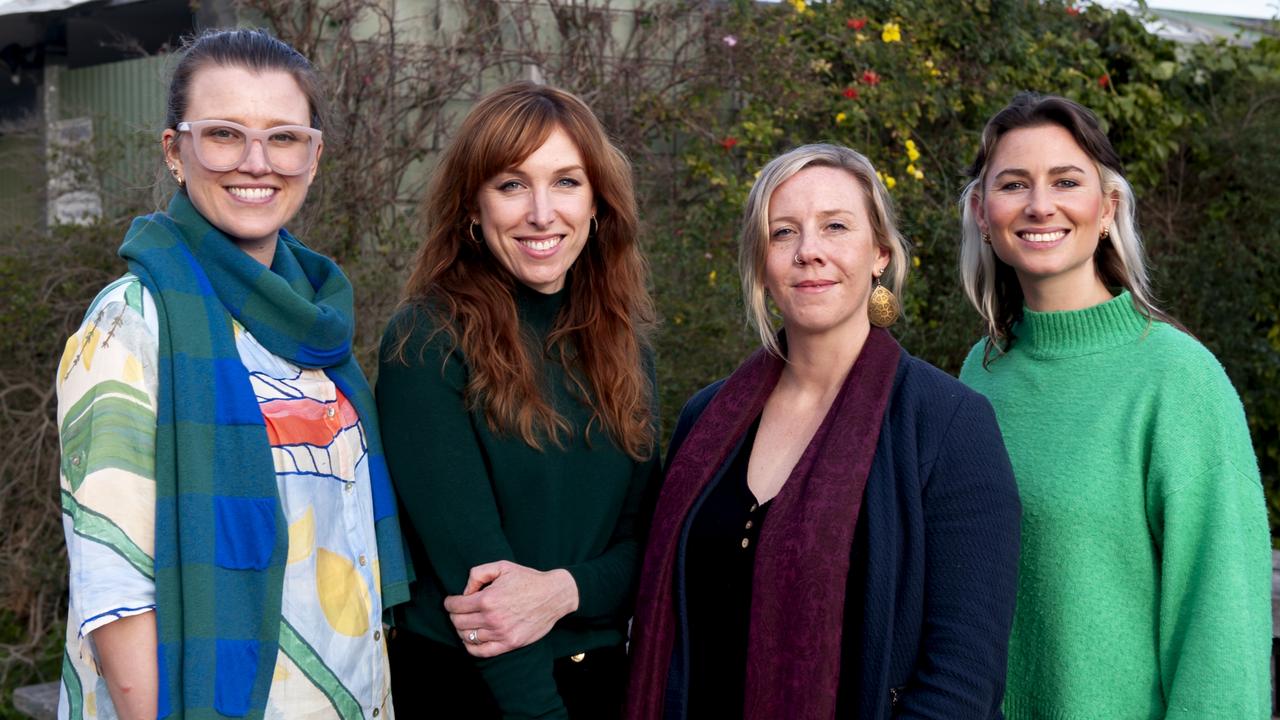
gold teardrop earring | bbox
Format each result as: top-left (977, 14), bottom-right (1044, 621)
top-left (868, 272), bottom-right (899, 328)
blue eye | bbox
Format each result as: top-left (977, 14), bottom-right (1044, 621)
top-left (827, 222), bottom-right (848, 231)
top-left (556, 177), bottom-right (582, 188)
top-left (1000, 181), bottom-right (1027, 191)
top-left (1056, 179), bottom-right (1080, 188)
top-left (498, 180), bottom-right (523, 191)
top-left (770, 227), bottom-right (793, 239)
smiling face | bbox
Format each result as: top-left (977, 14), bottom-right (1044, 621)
top-left (975, 123), bottom-right (1116, 308)
top-left (764, 165), bottom-right (889, 342)
top-left (474, 127), bottom-right (596, 294)
top-left (162, 64), bottom-right (320, 255)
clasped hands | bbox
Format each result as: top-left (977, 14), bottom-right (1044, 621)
top-left (444, 560), bottom-right (579, 658)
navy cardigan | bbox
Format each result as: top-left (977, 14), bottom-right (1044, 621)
top-left (663, 351), bottom-right (1021, 719)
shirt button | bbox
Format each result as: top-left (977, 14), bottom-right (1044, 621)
top-left (359, 555), bottom-right (367, 566)
top-left (344, 482), bottom-right (354, 493)
top-left (744, 520), bottom-right (753, 530)
top-left (374, 630), bottom-right (381, 641)
top-left (749, 503), bottom-right (758, 513)
top-left (326, 405), bottom-right (336, 418)
top-left (71, 454), bottom-right (81, 466)
top-left (570, 652), bottom-right (586, 663)
top-left (741, 538), bottom-right (750, 549)
top-left (372, 709), bottom-right (379, 717)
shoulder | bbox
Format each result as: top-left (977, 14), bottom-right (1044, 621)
top-left (378, 301), bottom-right (455, 366)
top-left (893, 351), bottom-right (990, 420)
top-left (664, 378), bottom-right (728, 463)
top-left (1138, 322), bottom-right (1236, 394)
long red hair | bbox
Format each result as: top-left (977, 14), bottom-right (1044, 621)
top-left (392, 81), bottom-right (655, 459)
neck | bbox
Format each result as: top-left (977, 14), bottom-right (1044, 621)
top-left (780, 320), bottom-right (870, 394)
top-left (239, 236), bottom-right (277, 267)
top-left (1019, 268), bottom-right (1113, 312)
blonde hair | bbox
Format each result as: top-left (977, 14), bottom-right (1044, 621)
top-left (739, 143), bottom-right (910, 357)
top-left (958, 92), bottom-right (1181, 365)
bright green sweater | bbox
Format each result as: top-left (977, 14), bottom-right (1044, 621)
top-left (960, 292), bottom-right (1271, 720)
top-left (376, 284), bottom-right (658, 719)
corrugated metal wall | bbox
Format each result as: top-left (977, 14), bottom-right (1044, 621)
top-left (57, 54), bottom-right (171, 218)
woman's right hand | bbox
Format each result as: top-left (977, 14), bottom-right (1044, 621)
top-left (92, 610), bottom-right (158, 720)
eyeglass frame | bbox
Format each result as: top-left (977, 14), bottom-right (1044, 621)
top-left (174, 119), bottom-right (323, 176)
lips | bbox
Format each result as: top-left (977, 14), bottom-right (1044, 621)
top-left (1016, 229), bottom-right (1068, 243)
top-left (519, 235), bottom-right (563, 251)
top-left (226, 186), bottom-right (278, 202)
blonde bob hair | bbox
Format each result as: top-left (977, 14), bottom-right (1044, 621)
top-left (740, 143), bottom-right (910, 357)
top-left (959, 92), bottom-right (1181, 366)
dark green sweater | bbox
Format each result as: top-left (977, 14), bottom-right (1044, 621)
top-left (376, 284), bottom-right (658, 719)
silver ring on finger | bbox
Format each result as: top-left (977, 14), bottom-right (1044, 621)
top-left (467, 629), bottom-right (479, 645)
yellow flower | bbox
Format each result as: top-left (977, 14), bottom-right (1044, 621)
top-left (906, 163), bottom-right (917, 175)
top-left (912, 256), bottom-right (921, 268)
top-left (855, 32), bottom-right (867, 44)
top-left (884, 174), bottom-right (897, 189)
top-left (788, 0), bottom-right (808, 14)
top-left (905, 139), bottom-right (920, 162)
top-left (881, 22), bottom-right (902, 43)
top-left (674, 314), bottom-right (685, 325)
top-left (913, 169), bottom-right (925, 180)
top-left (709, 269), bottom-right (718, 285)
top-left (810, 58), bottom-right (833, 75)
top-left (835, 112), bottom-right (847, 124)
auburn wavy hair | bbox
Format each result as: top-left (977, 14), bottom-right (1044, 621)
top-left (391, 81), bottom-right (656, 459)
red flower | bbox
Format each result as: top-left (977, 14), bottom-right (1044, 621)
top-left (861, 70), bottom-right (881, 85)
top-left (720, 136), bottom-right (738, 150)
top-left (1098, 74), bottom-right (1110, 87)
top-left (846, 17), bottom-right (867, 30)
top-left (1066, 6), bottom-right (1080, 15)
top-left (843, 87), bottom-right (859, 99)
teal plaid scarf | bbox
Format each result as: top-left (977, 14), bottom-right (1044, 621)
top-left (119, 192), bottom-right (410, 719)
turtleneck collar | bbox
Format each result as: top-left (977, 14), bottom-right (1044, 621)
top-left (1015, 291), bottom-right (1152, 360)
top-left (515, 279), bottom-right (568, 334)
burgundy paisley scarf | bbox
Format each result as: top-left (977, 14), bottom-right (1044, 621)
top-left (627, 328), bottom-right (901, 720)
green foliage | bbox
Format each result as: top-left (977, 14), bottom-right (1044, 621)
top-left (650, 0), bottom-right (1280, 529)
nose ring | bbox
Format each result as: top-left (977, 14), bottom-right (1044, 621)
top-left (793, 253), bottom-right (804, 266)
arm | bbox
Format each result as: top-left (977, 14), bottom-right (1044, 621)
top-left (896, 394), bottom-right (1022, 719)
top-left (376, 310), bottom-right (566, 719)
top-left (1146, 369), bottom-right (1271, 719)
top-left (56, 284), bottom-right (161, 717)
top-left (93, 611), bottom-right (158, 720)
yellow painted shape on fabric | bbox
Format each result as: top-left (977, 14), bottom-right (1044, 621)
top-left (273, 659), bottom-right (289, 682)
top-left (122, 354), bottom-right (144, 384)
top-left (85, 690), bottom-right (96, 716)
top-left (373, 558), bottom-right (381, 595)
top-left (316, 548), bottom-right (371, 636)
top-left (59, 334), bottom-right (80, 380)
top-left (287, 507), bottom-right (315, 564)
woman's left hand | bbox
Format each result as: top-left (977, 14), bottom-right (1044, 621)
top-left (444, 560), bottom-right (580, 658)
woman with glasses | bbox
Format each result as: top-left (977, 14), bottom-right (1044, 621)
top-left (54, 28), bottom-right (410, 720)
top-left (376, 82), bottom-right (659, 719)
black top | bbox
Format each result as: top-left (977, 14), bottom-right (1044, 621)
top-left (684, 416), bottom-right (769, 718)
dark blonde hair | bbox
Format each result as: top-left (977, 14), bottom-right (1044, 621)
top-left (393, 81), bottom-right (655, 459)
top-left (959, 92), bottom-right (1182, 365)
top-left (740, 143), bottom-right (910, 357)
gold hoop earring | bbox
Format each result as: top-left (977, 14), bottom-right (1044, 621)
top-left (868, 273), bottom-right (899, 328)
top-left (589, 215), bottom-right (598, 238)
top-left (469, 219), bottom-right (483, 244)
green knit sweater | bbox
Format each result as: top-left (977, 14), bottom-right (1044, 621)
top-left (960, 292), bottom-right (1271, 720)
top-left (376, 284), bottom-right (659, 719)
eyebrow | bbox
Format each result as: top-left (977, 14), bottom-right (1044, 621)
top-left (198, 117), bottom-right (310, 128)
top-left (769, 209), bottom-right (856, 224)
top-left (993, 165), bottom-right (1088, 179)
top-left (501, 164), bottom-right (587, 177)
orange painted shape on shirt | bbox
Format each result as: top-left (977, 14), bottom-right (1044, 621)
top-left (261, 390), bottom-right (358, 447)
